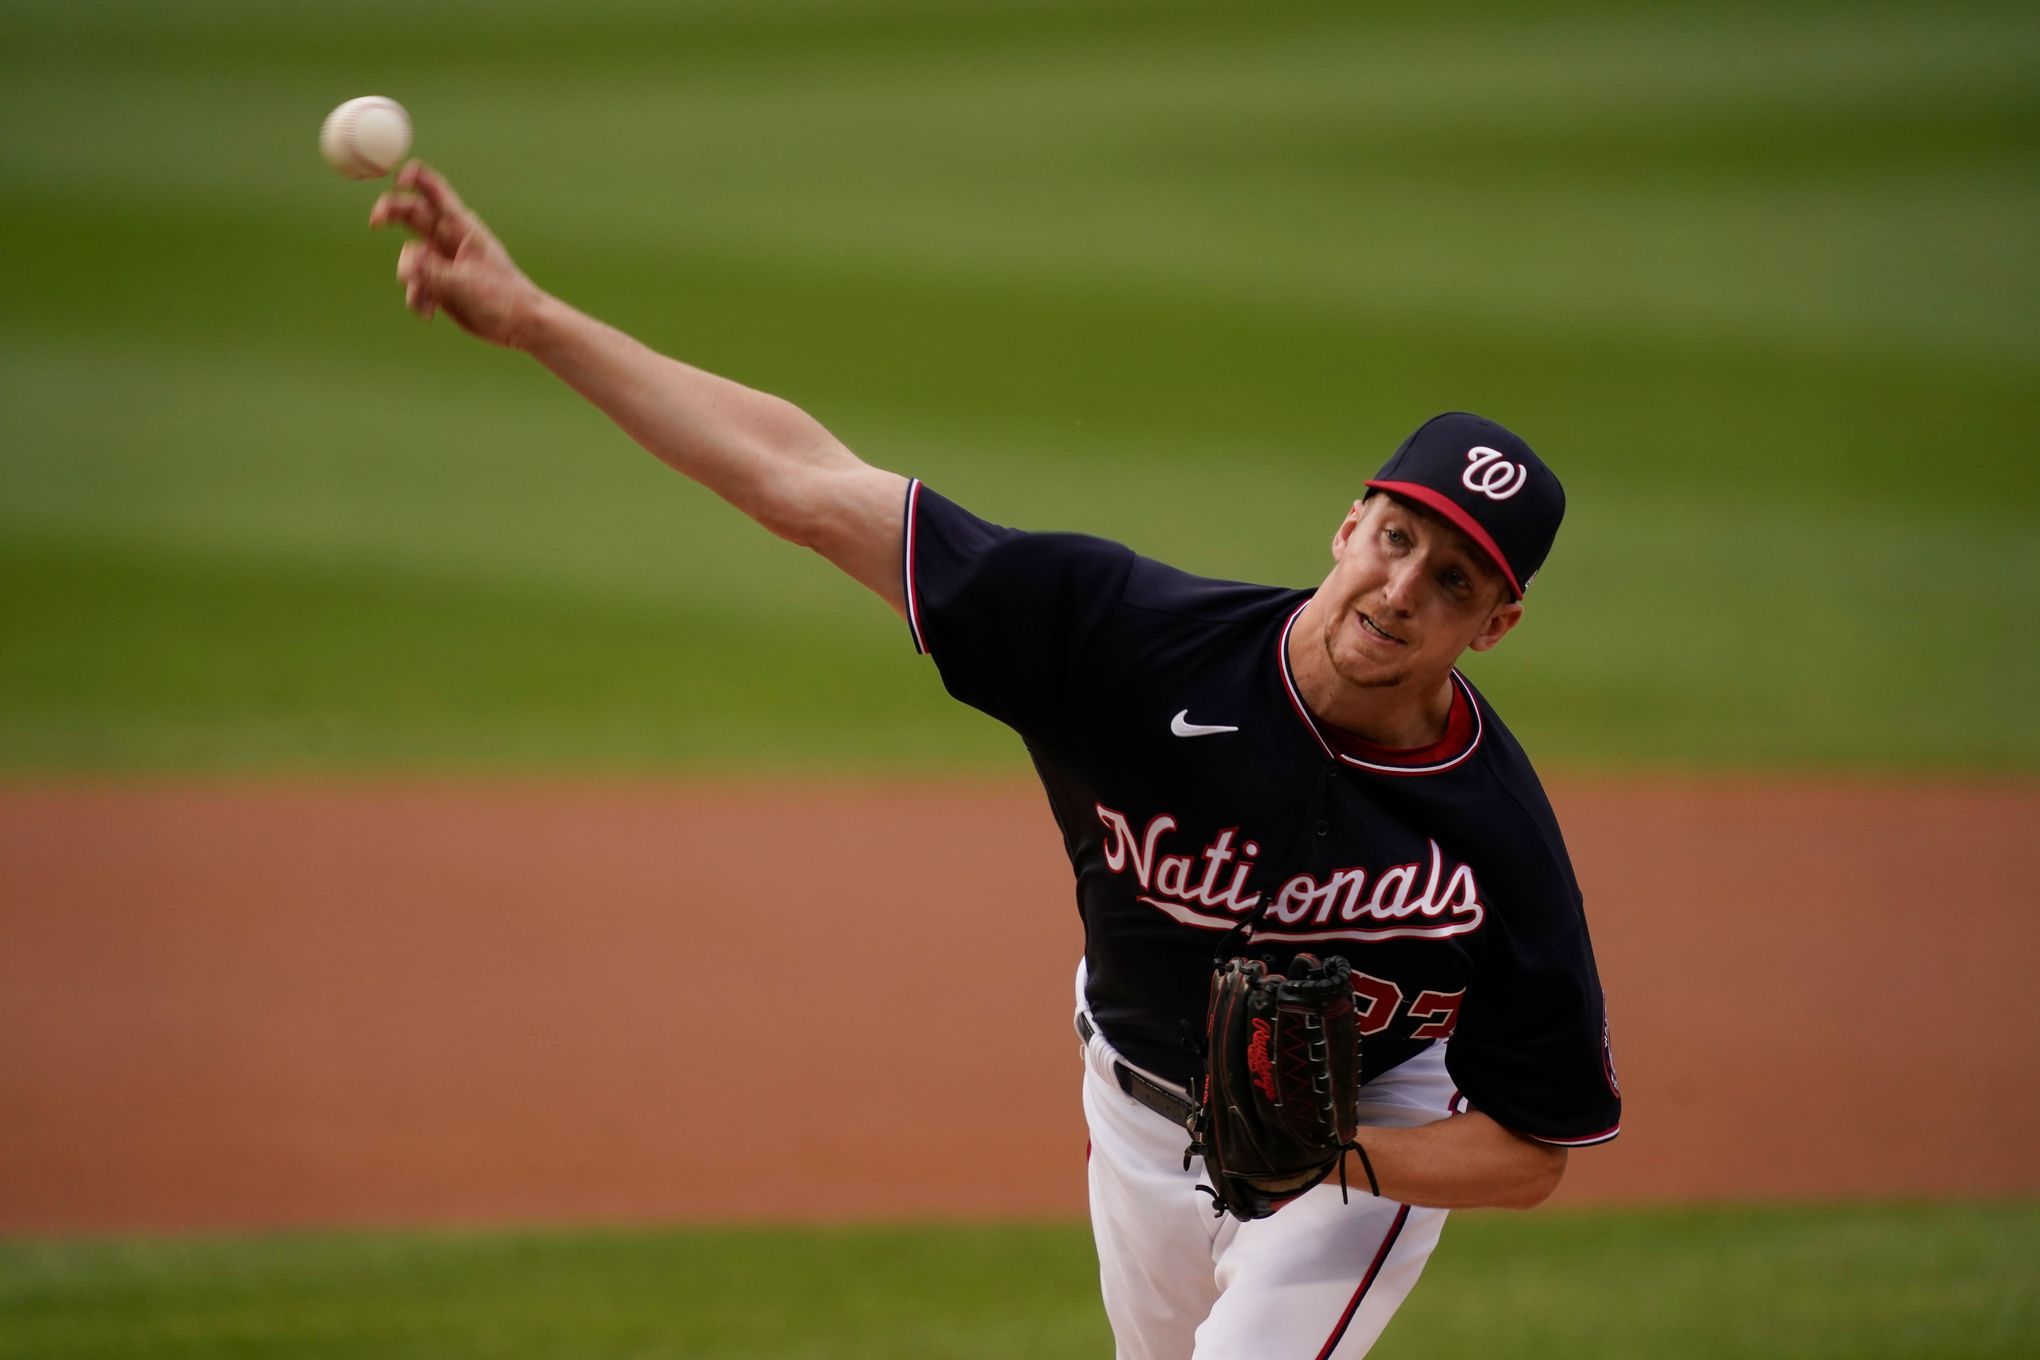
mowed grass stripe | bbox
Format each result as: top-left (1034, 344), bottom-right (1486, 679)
top-left (0, 1204), bottom-right (2033, 1359)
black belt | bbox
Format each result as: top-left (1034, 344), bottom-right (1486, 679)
top-left (1077, 1011), bottom-right (1198, 1130)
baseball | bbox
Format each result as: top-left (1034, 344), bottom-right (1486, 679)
top-left (320, 96), bottom-right (412, 180)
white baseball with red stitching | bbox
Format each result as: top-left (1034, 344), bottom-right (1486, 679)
top-left (319, 96), bottom-right (412, 181)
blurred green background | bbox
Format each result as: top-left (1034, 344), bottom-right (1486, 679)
top-left (3, 0), bottom-right (2035, 775)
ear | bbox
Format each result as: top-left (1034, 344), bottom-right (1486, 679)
top-left (1467, 601), bottom-right (1523, 653)
top-left (1331, 499), bottom-right (1366, 560)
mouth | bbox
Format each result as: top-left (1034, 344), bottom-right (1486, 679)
top-left (1357, 611), bottom-right (1406, 646)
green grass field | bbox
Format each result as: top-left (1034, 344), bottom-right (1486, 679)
top-left (3, 0), bottom-right (2035, 774)
top-left (1, 1205), bottom-right (2034, 1359)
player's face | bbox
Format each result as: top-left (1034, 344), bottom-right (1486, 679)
top-left (1318, 494), bottom-right (1522, 692)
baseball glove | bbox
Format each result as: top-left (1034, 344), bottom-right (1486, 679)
top-left (1187, 954), bottom-right (1366, 1221)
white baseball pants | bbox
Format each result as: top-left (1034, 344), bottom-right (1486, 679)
top-left (1077, 979), bottom-right (1456, 1358)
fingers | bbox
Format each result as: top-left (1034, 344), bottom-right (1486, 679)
top-left (396, 240), bottom-right (439, 320)
top-left (368, 191), bottom-right (432, 236)
top-left (370, 163), bottom-right (476, 250)
top-left (396, 159), bottom-right (469, 218)
top-left (376, 162), bottom-right (526, 339)
top-left (370, 189), bottom-right (472, 258)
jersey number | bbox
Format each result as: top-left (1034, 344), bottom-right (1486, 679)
top-left (1349, 972), bottom-right (1464, 1042)
top-left (1407, 989), bottom-right (1464, 1041)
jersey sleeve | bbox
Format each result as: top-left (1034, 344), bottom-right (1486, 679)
top-left (902, 480), bottom-right (1136, 738)
top-left (1445, 903), bottom-right (1621, 1146)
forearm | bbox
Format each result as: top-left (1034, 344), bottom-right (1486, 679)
top-left (1346, 1111), bottom-right (1566, 1210)
top-left (522, 295), bottom-right (846, 533)
top-left (375, 163), bottom-right (909, 607)
top-left (524, 295), bottom-right (902, 558)
top-left (518, 297), bottom-right (909, 607)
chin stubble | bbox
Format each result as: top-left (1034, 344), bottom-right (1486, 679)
top-left (1323, 617), bottom-right (1408, 690)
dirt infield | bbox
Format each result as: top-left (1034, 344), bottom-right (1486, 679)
top-left (2, 777), bottom-right (2034, 1234)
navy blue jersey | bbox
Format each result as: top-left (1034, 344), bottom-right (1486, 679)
top-left (903, 482), bottom-right (1621, 1148)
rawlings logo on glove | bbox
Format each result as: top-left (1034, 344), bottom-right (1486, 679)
top-left (1186, 954), bottom-right (1366, 1220)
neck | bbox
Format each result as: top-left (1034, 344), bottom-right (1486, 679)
top-left (1286, 595), bottom-right (1456, 749)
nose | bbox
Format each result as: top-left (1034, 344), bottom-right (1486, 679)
top-left (1377, 554), bottom-right (1423, 616)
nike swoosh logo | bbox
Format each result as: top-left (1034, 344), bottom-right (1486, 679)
top-left (1171, 709), bottom-right (1240, 738)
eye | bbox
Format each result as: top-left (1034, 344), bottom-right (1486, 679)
top-left (1382, 526), bottom-right (1407, 547)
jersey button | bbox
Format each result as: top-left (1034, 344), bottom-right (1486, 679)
top-left (1315, 818), bottom-right (1329, 836)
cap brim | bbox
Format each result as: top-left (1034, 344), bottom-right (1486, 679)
top-left (1364, 481), bottom-right (1525, 599)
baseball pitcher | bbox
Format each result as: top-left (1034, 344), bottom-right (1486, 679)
top-left (369, 161), bottom-right (1621, 1359)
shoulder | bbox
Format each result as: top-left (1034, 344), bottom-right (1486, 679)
top-left (906, 483), bottom-right (1135, 582)
top-left (907, 481), bottom-right (1298, 645)
top-left (904, 484), bottom-right (1137, 652)
top-left (1121, 553), bottom-right (1305, 628)
top-left (904, 484), bottom-right (1305, 737)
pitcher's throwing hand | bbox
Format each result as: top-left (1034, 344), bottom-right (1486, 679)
top-left (370, 161), bottom-right (547, 349)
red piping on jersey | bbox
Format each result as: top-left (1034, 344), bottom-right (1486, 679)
top-left (1313, 1202), bottom-right (1411, 1359)
top-left (903, 479), bottom-right (928, 654)
top-left (1530, 1122), bottom-right (1622, 1148)
top-left (1275, 603), bottom-right (1484, 776)
top-left (1363, 479), bottom-right (1525, 599)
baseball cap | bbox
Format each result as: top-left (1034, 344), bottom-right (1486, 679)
top-left (1364, 412), bottom-right (1565, 600)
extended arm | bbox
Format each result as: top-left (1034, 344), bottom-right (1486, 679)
top-left (1347, 1110), bottom-right (1566, 1210)
top-left (370, 161), bottom-right (908, 612)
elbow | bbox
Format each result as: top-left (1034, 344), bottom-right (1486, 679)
top-left (1507, 1145), bottom-right (1568, 1210)
top-left (752, 451), bottom-right (857, 549)
top-left (751, 461), bottom-right (829, 547)
top-left (755, 485), bottom-right (817, 547)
